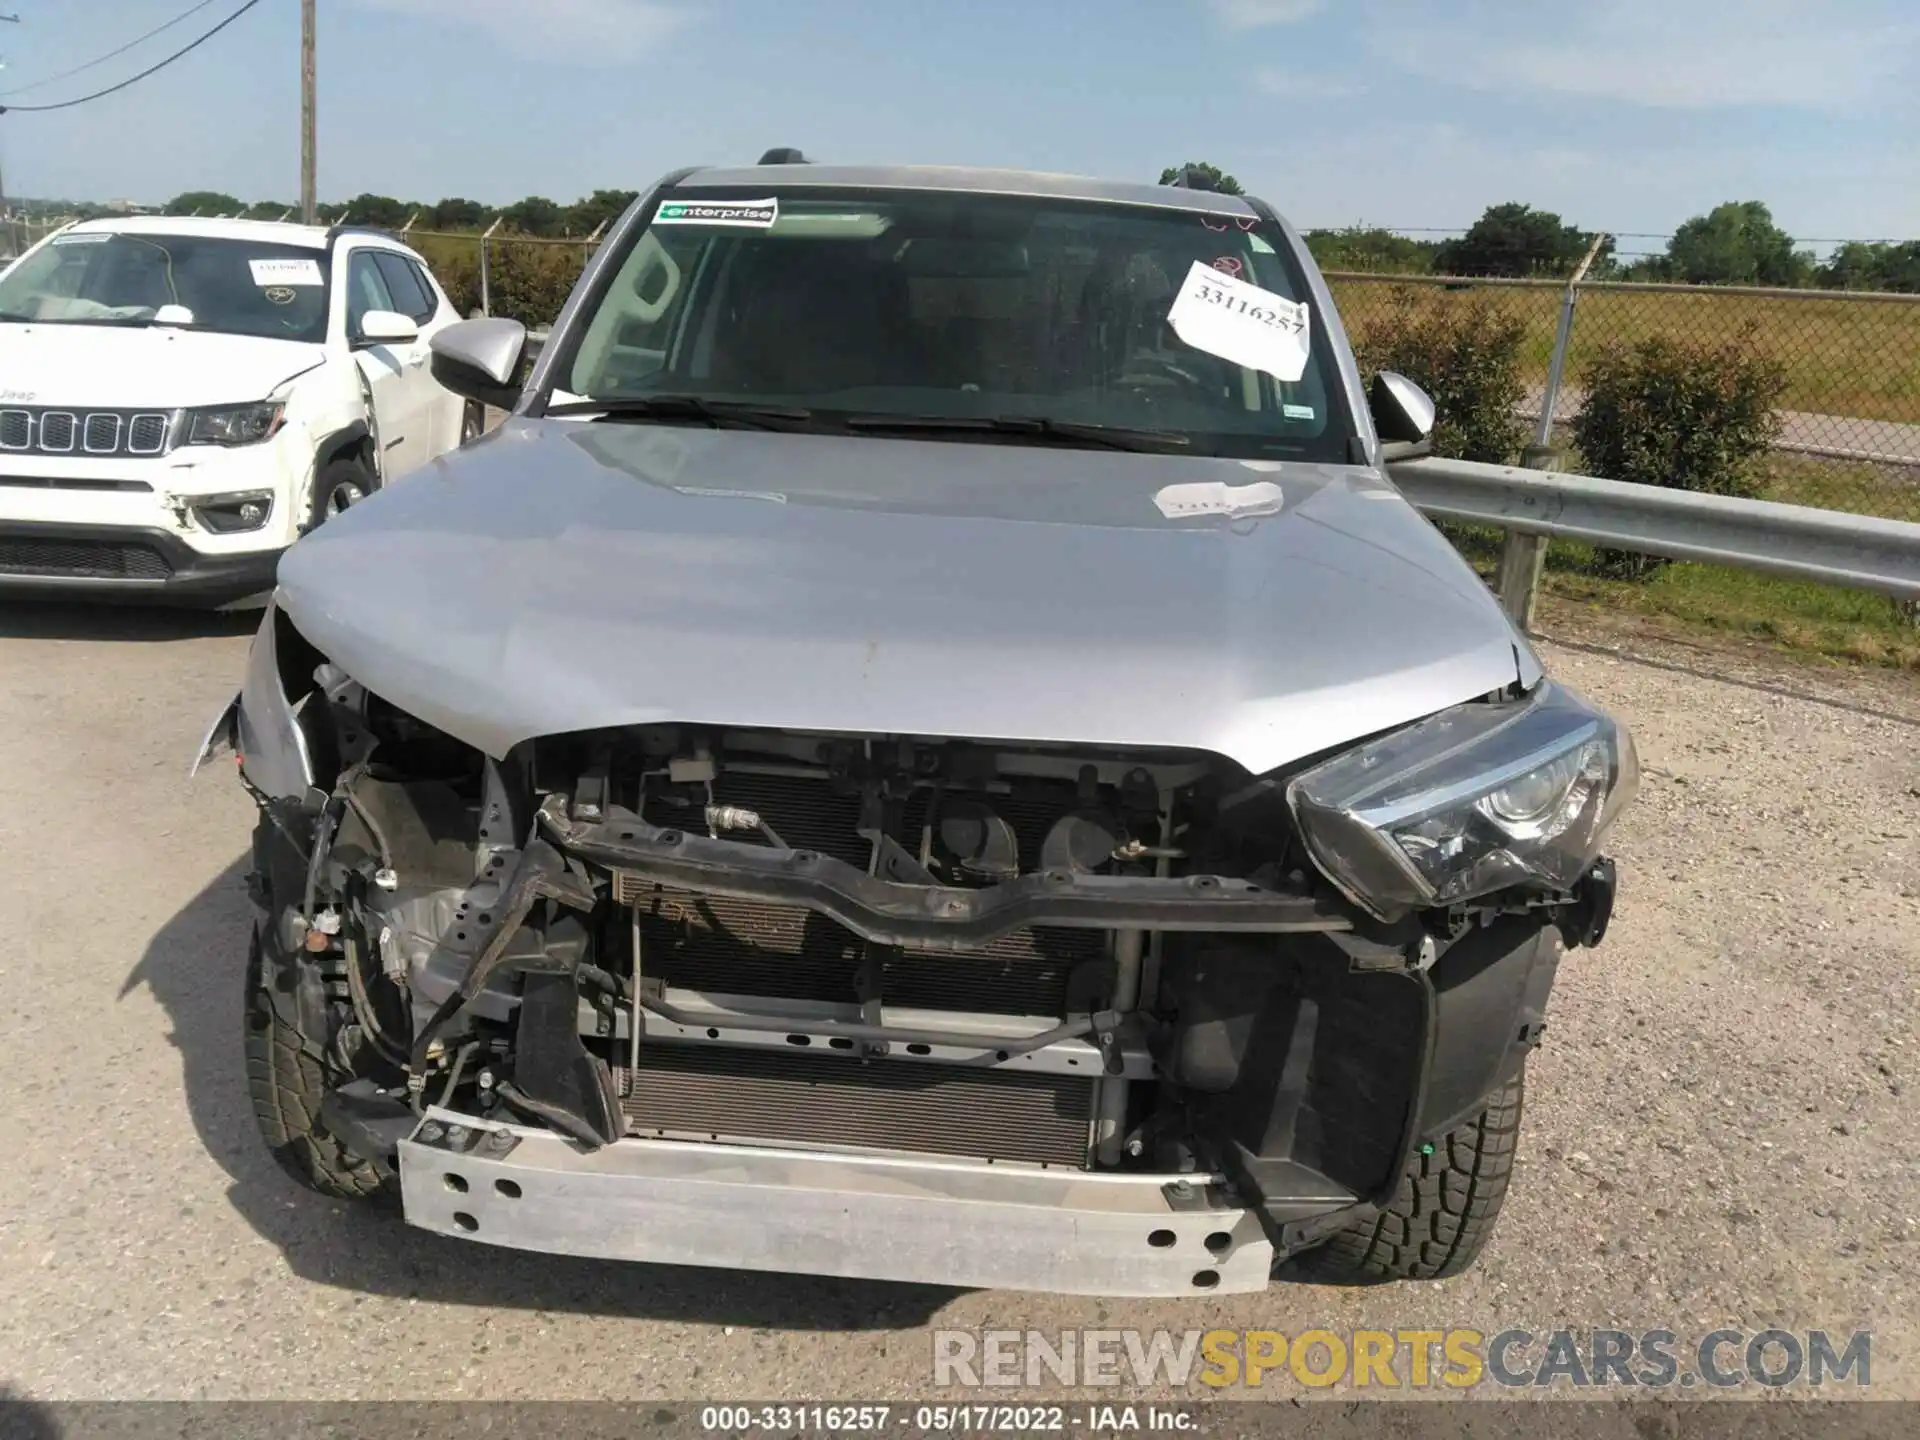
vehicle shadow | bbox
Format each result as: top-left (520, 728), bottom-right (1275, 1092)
top-left (120, 858), bottom-right (963, 1331)
top-left (0, 600), bottom-right (263, 643)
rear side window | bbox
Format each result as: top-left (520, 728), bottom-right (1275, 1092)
top-left (372, 251), bottom-right (434, 324)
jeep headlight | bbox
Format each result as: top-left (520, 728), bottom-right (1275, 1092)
top-left (1286, 681), bottom-right (1637, 915)
top-left (186, 401), bottom-right (286, 447)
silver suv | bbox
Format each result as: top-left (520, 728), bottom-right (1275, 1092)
top-left (201, 160), bottom-right (1637, 1296)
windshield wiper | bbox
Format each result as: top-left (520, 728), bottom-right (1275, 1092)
top-left (842, 414), bottom-right (1190, 453)
top-left (543, 395), bottom-right (818, 431)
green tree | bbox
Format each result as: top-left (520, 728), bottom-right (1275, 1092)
top-left (499, 195), bottom-right (563, 236)
top-left (564, 188), bottom-right (639, 236)
top-left (1156, 162), bottom-right (1243, 195)
top-left (336, 192), bottom-right (409, 228)
top-left (1818, 240), bottom-right (1920, 294)
top-left (1304, 226), bottom-right (1440, 274)
top-left (242, 200), bottom-right (295, 221)
top-left (163, 190), bottom-right (242, 216)
top-left (1434, 203), bottom-right (1608, 278)
top-left (429, 197), bottom-right (493, 231)
top-left (1663, 201), bottom-right (1812, 287)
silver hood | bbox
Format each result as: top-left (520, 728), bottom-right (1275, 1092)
top-left (275, 418), bottom-right (1541, 775)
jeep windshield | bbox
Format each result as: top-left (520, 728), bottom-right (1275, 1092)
top-left (0, 232), bottom-right (332, 343)
top-left (542, 187), bottom-right (1357, 462)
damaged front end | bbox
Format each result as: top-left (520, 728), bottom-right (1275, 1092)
top-left (207, 600), bottom-right (1631, 1296)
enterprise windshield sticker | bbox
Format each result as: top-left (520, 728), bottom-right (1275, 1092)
top-left (1283, 402), bottom-right (1316, 420)
top-left (655, 197), bottom-right (779, 229)
top-left (248, 257), bottom-right (323, 287)
top-left (1167, 260), bottom-right (1311, 383)
top-left (1154, 479), bottom-right (1285, 521)
top-left (52, 231), bottom-right (112, 245)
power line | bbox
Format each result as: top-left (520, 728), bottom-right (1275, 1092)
top-left (0, 0), bottom-right (264, 113)
top-left (0, 0), bottom-right (223, 98)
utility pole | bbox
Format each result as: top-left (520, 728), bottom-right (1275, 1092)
top-left (299, 0), bottom-right (315, 224)
top-left (0, 13), bottom-right (21, 252)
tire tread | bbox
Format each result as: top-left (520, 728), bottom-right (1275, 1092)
top-left (1305, 1073), bottom-right (1524, 1282)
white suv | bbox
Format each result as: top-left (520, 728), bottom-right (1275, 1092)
top-left (0, 215), bottom-right (474, 605)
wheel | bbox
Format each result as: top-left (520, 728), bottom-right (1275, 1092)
top-left (1302, 1072), bottom-right (1524, 1282)
top-left (460, 399), bottom-right (485, 446)
top-left (305, 453), bottom-right (377, 533)
top-left (243, 924), bottom-right (389, 1200)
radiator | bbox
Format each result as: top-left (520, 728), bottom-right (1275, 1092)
top-left (616, 1043), bottom-right (1095, 1167)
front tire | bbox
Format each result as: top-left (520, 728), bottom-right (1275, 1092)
top-left (243, 925), bottom-right (388, 1200)
top-left (304, 453), bottom-right (378, 533)
top-left (1303, 1072), bottom-right (1524, 1282)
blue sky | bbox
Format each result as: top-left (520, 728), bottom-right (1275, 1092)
top-left (2, 0), bottom-right (1915, 248)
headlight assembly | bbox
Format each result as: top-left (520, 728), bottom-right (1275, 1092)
top-left (1286, 681), bottom-right (1637, 915)
top-left (186, 401), bottom-right (286, 447)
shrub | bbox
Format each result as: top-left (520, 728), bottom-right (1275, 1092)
top-left (413, 233), bottom-right (589, 327)
top-left (1570, 325), bottom-right (1788, 578)
top-left (1351, 287), bottom-right (1529, 464)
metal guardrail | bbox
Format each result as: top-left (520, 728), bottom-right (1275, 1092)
top-left (1388, 455), bottom-right (1920, 605)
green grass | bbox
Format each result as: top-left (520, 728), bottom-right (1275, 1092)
top-left (1328, 276), bottom-right (1920, 425)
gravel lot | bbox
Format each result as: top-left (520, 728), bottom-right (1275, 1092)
top-left (0, 601), bottom-right (1915, 1402)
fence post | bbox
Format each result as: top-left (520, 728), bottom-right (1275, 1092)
top-left (478, 217), bottom-right (503, 317)
top-left (1496, 232), bottom-right (1609, 630)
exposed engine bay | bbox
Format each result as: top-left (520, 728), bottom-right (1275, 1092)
top-left (233, 624), bottom-right (1617, 1268)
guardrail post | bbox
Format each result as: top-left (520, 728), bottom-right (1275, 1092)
top-left (478, 218), bottom-right (503, 317)
top-left (1494, 231), bottom-right (1608, 631)
top-left (1497, 445), bottom-right (1559, 628)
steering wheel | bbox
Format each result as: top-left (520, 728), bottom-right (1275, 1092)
top-left (1113, 350), bottom-right (1215, 403)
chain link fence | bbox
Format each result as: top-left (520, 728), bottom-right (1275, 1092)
top-left (1327, 272), bottom-right (1920, 525)
top-left (1330, 270), bottom-right (1920, 656)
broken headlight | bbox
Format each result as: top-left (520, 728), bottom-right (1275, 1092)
top-left (1286, 680), bottom-right (1637, 915)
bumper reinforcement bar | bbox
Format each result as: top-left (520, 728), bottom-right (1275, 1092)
top-left (399, 1109), bottom-right (1274, 1295)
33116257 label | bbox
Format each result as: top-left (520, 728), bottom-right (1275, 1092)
top-left (1166, 260), bottom-right (1311, 382)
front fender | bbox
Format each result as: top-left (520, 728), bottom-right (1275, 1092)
top-left (232, 598), bottom-right (317, 801)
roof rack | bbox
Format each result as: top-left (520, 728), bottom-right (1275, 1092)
top-left (757, 147), bottom-right (811, 165)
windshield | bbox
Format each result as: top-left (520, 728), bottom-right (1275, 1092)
top-left (0, 231), bottom-right (332, 342)
top-left (548, 187), bottom-right (1355, 461)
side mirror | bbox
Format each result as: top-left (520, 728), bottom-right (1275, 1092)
top-left (429, 317), bottom-right (528, 411)
top-left (1369, 371), bottom-right (1436, 455)
top-left (355, 309), bottom-right (419, 347)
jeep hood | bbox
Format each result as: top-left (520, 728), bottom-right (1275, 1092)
top-left (0, 324), bottom-right (325, 409)
top-left (276, 419), bottom-right (1540, 775)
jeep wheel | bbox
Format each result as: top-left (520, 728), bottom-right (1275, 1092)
top-left (243, 925), bottom-right (389, 1200)
top-left (1302, 1072), bottom-right (1524, 1282)
top-left (307, 454), bottom-right (378, 532)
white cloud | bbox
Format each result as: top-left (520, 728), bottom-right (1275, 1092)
top-left (1206, 0), bottom-right (1325, 30)
top-left (1366, 0), bottom-right (1918, 110)
top-left (352, 0), bottom-right (692, 62)
top-left (1255, 66), bottom-right (1361, 98)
